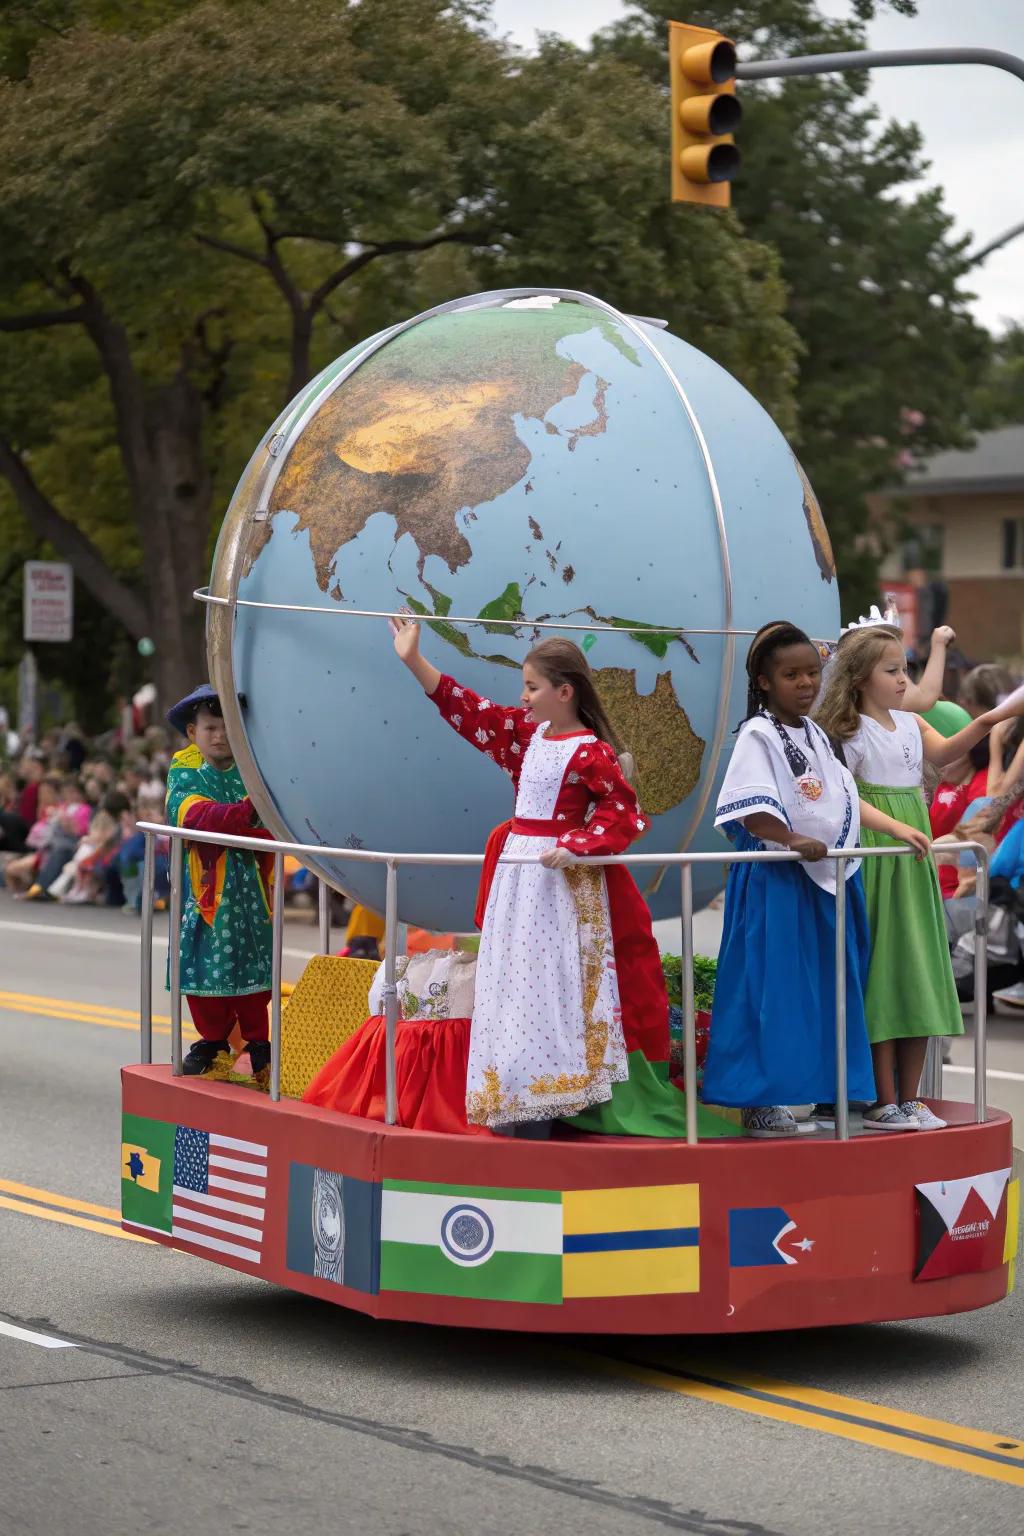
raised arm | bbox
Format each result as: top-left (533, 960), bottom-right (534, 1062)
top-left (392, 612), bottom-right (441, 696)
top-left (918, 682), bottom-right (1024, 768)
top-left (903, 626), bottom-right (955, 713)
top-left (987, 720), bottom-right (1024, 797)
top-left (392, 614), bottom-right (532, 771)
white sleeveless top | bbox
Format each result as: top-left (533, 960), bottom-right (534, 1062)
top-left (844, 711), bottom-right (923, 787)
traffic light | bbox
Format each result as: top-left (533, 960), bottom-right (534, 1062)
top-left (669, 21), bottom-right (742, 207)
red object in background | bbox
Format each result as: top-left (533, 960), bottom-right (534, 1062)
top-left (884, 582), bottom-right (919, 653)
top-left (930, 769), bottom-right (988, 899)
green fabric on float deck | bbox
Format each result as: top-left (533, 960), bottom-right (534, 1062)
top-left (564, 1051), bottom-right (740, 1139)
top-left (856, 782), bottom-right (964, 1043)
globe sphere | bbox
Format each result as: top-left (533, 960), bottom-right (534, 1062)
top-left (208, 290), bottom-right (839, 930)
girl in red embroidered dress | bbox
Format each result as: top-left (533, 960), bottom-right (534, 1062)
top-left (394, 619), bottom-right (673, 1134)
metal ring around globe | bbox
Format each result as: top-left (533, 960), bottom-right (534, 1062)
top-left (207, 287), bottom-right (736, 911)
top-left (197, 587), bottom-right (822, 643)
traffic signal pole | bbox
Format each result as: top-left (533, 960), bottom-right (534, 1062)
top-left (732, 46), bottom-right (1024, 261)
top-left (735, 45), bottom-right (1024, 88)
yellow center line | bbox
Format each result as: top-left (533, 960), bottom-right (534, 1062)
top-left (0, 989), bottom-right (171, 1023)
top-left (0, 993), bottom-right (196, 1039)
top-left (0, 1193), bottom-right (150, 1243)
top-left (580, 1352), bottom-right (1024, 1488)
top-left (0, 1177), bottom-right (120, 1221)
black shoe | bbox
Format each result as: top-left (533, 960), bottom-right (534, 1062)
top-left (182, 1038), bottom-right (232, 1076)
top-left (247, 1040), bottom-right (271, 1075)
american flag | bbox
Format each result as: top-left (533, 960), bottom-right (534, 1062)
top-left (172, 1126), bottom-right (267, 1264)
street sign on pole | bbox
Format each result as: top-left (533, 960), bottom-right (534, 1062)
top-left (23, 560), bottom-right (73, 643)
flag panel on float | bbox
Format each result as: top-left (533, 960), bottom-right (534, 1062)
top-left (120, 1113), bottom-right (268, 1265)
top-left (562, 1184), bottom-right (700, 1298)
top-left (914, 1168), bottom-right (1012, 1282)
top-left (379, 1179), bottom-right (563, 1304)
top-left (286, 1162), bottom-right (379, 1293)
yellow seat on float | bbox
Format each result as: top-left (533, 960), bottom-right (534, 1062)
top-left (280, 955), bottom-right (380, 1099)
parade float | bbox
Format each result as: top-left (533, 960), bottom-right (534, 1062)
top-left (121, 290), bottom-right (1018, 1331)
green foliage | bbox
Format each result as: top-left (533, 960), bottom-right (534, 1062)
top-left (0, 0), bottom-right (990, 728)
top-left (968, 324), bottom-right (1024, 431)
top-left (596, 1), bottom-right (988, 618)
top-left (662, 952), bottom-right (717, 1012)
top-left (0, 0), bottom-right (802, 721)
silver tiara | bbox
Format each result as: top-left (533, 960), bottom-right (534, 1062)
top-left (840, 598), bottom-right (901, 639)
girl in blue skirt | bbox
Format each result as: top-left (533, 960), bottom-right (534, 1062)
top-left (703, 622), bottom-right (929, 1137)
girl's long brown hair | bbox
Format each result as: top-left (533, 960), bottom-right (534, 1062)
top-left (814, 628), bottom-right (904, 741)
top-left (526, 638), bottom-right (626, 755)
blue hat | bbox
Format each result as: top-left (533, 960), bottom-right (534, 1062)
top-left (166, 683), bottom-right (220, 736)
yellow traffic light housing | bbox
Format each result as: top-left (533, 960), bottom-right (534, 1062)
top-left (669, 21), bottom-right (742, 206)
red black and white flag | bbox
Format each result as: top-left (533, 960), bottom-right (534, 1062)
top-left (914, 1168), bottom-right (1011, 1282)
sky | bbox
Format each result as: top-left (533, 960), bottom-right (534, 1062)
top-left (489, 1), bottom-right (1024, 334)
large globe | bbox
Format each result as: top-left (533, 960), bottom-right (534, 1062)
top-left (207, 290), bottom-right (839, 930)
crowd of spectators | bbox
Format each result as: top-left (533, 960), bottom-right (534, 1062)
top-left (925, 663), bottom-right (1024, 1010)
top-left (0, 720), bottom-right (171, 912)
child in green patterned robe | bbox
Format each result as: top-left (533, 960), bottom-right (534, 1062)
top-left (164, 685), bottom-right (274, 1082)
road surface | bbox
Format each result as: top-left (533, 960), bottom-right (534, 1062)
top-left (0, 892), bottom-right (1022, 1535)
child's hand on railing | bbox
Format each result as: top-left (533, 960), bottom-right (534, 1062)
top-left (390, 609), bottom-right (421, 661)
top-left (539, 847), bottom-right (577, 869)
top-left (894, 822), bottom-right (931, 860)
top-left (788, 835), bottom-right (828, 862)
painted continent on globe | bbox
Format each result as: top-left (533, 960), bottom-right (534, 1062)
top-left (214, 293), bottom-right (838, 928)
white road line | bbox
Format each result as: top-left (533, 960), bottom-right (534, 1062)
top-left (0, 1318), bottom-right (76, 1350)
top-left (0, 918), bottom-right (314, 961)
top-left (944, 1065), bottom-right (1024, 1084)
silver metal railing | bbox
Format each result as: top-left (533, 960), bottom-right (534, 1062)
top-left (136, 824), bottom-right (993, 1142)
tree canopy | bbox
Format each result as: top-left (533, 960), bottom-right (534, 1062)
top-left (0, 0), bottom-right (996, 726)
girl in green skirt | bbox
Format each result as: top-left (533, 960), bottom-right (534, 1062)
top-left (816, 627), bottom-right (1024, 1130)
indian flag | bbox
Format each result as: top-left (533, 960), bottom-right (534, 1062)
top-left (379, 1179), bottom-right (563, 1304)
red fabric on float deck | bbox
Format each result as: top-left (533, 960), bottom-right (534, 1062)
top-left (302, 1015), bottom-right (493, 1136)
top-left (473, 823), bottom-right (670, 1068)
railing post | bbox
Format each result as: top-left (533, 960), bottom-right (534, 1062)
top-left (974, 846), bottom-right (989, 1123)
top-left (270, 850), bottom-right (285, 1102)
top-left (168, 840), bottom-right (184, 1076)
top-left (318, 878), bottom-right (331, 955)
top-left (139, 830), bottom-right (155, 1065)
top-left (920, 1037), bottom-right (942, 1101)
top-left (383, 860), bottom-right (399, 1126)
top-left (833, 856), bottom-right (849, 1141)
top-left (680, 863), bottom-right (698, 1146)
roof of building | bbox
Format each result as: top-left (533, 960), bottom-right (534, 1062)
top-left (902, 425), bottom-right (1024, 497)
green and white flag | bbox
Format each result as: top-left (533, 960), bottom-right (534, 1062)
top-left (379, 1179), bottom-right (563, 1304)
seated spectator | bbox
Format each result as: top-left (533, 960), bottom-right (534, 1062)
top-left (14, 750), bottom-right (45, 829)
top-left (24, 777), bottom-right (92, 900)
top-left (0, 768), bottom-right (28, 853)
top-left (51, 808), bottom-right (121, 903)
top-left (4, 777), bottom-right (61, 895)
top-left (108, 791), bottom-right (169, 911)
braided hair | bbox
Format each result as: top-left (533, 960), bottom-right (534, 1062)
top-left (740, 620), bottom-right (816, 727)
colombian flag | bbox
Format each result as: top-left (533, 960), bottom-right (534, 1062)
top-left (562, 1184), bottom-right (699, 1298)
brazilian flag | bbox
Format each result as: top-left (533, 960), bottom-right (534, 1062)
top-left (121, 1113), bottom-right (174, 1232)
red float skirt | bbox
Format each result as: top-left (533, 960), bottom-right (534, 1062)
top-left (304, 821), bottom-right (733, 1137)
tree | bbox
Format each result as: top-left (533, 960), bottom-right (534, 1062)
top-left (594, 1), bottom-right (991, 615)
top-left (0, 0), bottom-right (800, 716)
top-left (968, 323), bottom-right (1024, 431)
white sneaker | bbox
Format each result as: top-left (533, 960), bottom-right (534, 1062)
top-left (900, 1100), bottom-right (947, 1130)
top-left (862, 1103), bottom-right (919, 1132)
top-left (993, 981), bottom-right (1024, 1010)
top-left (742, 1105), bottom-right (799, 1137)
